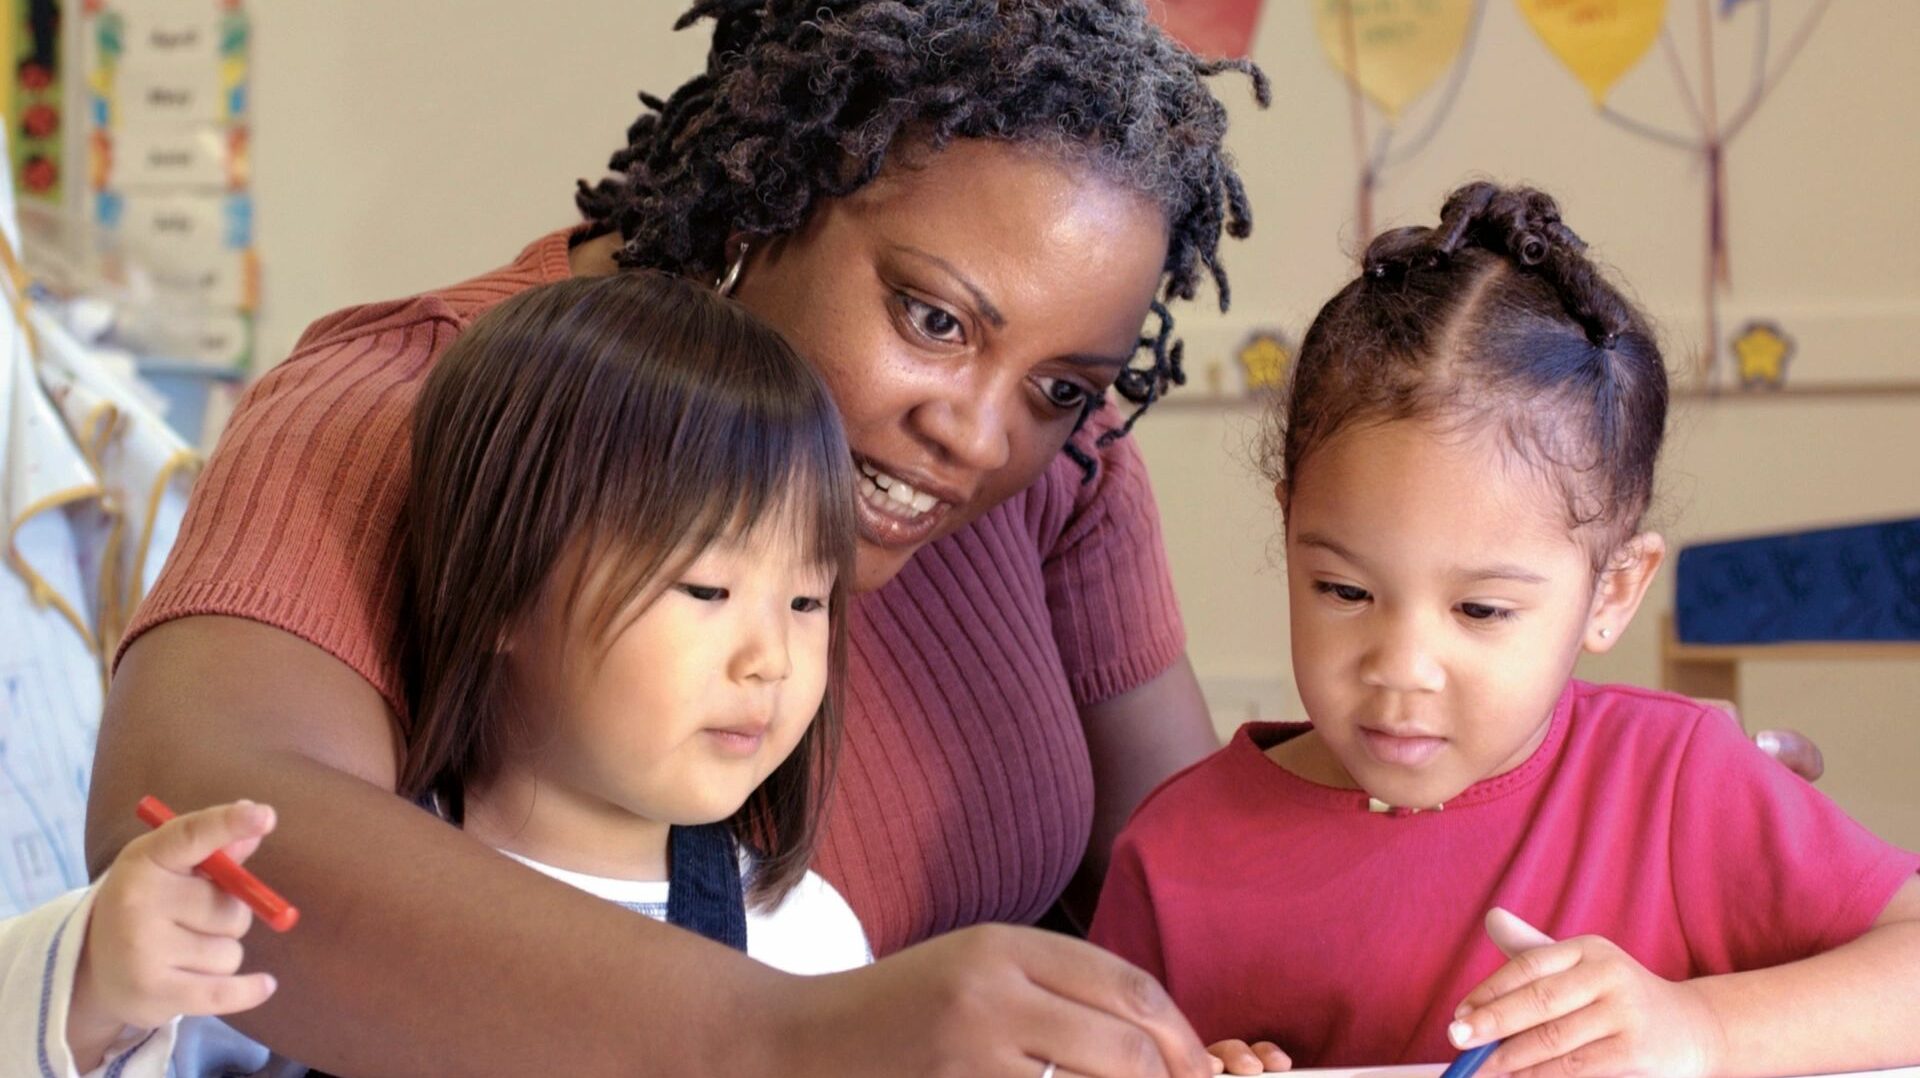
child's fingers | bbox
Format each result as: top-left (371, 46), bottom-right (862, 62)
top-left (170, 928), bottom-right (247, 977)
top-left (1452, 937), bottom-right (1583, 1016)
top-left (172, 970), bottom-right (279, 1018)
top-left (1505, 1031), bottom-right (1632, 1078)
top-left (220, 831), bottom-right (268, 866)
top-left (1206, 1040), bottom-right (1267, 1076)
top-left (141, 800), bottom-right (277, 876)
top-left (1451, 960), bottom-right (1604, 1052)
top-left (175, 888), bottom-right (255, 939)
top-left (1251, 1041), bottom-right (1291, 1072)
top-left (1483, 907), bottom-right (1557, 958)
top-left (1481, 1000), bottom-right (1616, 1076)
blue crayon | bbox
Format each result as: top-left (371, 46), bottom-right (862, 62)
top-left (1439, 1039), bottom-right (1500, 1078)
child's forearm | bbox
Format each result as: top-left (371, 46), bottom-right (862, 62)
top-left (1692, 917), bottom-right (1920, 1076)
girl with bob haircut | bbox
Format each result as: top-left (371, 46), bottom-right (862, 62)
top-left (6, 272), bottom-right (868, 1075)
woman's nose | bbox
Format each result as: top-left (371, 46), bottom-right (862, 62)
top-left (911, 374), bottom-right (1014, 474)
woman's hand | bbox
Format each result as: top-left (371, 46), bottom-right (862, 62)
top-left (1450, 909), bottom-right (1724, 1078)
top-left (69, 800), bottom-right (281, 1071)
top-left (1754, 728), bottom-right (1824, 781)
top-left (1695, 699), bottom-right (1825, 782)
top-left (780, 923), bottom-right (1214, 1078)
top-left (1206, 1038), bottom-right (1292, 1075)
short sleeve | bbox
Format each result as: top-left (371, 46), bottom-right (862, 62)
top-left (116, 316), bottom-right (458, 717)
top-left (1035, 412), bottom-right (1186, 708)
top-left (1668, 709), bottom-right (1920, 973)
top-left (1088, 830), bottom-right (1169, 985)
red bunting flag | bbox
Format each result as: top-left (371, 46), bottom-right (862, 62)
top-left (1150, 0), bottom-right (1265, 60)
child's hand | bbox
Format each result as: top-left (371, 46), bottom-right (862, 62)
top-left (1449, 908), bottom-right (1724, 1078)
top-left (1206, 1038), bottom-right (1291, 1075)
top-left (68, 800), bottom-right (281, 1070)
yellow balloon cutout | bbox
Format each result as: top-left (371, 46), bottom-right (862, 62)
top-left (1314, 0), bottom-right (1475, 121)
top-left (1517, 0), bottom-right (1668, 106)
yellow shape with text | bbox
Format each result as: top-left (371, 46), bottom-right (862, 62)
top-left (1314, 0), bottom-right (1475, 121)
top-left (1517, 0), bottom-right (1667, 106)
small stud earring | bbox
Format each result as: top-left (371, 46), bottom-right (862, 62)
top-left (1597, 627), bottom-right (1612, 640)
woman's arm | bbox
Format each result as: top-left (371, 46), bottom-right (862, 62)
top-left (1065, 655), bottom-right (1220, 927)
top-left (89, 617), bottom-right (1213, 1077)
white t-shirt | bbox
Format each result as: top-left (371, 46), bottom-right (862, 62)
top-left (501, 849), bottom-right (873, 975)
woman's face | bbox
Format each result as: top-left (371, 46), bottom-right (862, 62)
top-left (731, 139), bottom-right (1170, 592)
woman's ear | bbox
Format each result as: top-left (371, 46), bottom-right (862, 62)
top-left (1584, 532), bottom-right (1667, 654)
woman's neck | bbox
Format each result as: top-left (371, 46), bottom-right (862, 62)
top-left (461, 769), bottom-right (671, 882)
top-left (567, 231), bottom-right (623, 278)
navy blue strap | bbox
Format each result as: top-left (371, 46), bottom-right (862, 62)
top-left (666, 823), bottom-right (748, 952)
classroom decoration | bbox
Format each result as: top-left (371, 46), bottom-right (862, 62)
top-left (1731, 319), bottom-right (1791, 390)
top-left (3, 0), bottom-right (60, 203)
top-left (1315, 0), bottom-right (1475, 118)
top-left (0, 121), bottom-right (200, 918)
top-left (1515, 0), bottom-right (1666, 105)
top-left (1313, 0), bottom-right (1481, 244)
top-left (1518, 0), bottom-right (1833, 385)
top-left (1236, 329), bottom-right (1292, 394)
top-left (85, 0), bottom-right (255, 373)
top-left (1152, 0), bottom-right (1266, 60)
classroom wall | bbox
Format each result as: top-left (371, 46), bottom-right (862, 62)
top-left (241, 2), bottom-right (1920, 845)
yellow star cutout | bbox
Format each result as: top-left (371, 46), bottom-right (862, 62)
top-left (1238, 332), bottom-right (1292, 393)
top-left (1732, 321), bottom-right (1792, 389)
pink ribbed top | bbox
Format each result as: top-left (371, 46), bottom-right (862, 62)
top-left (121, 230), bottom-right (1186, 956)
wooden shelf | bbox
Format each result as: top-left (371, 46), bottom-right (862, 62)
top-left (1660, 614), bottom-right (1920, 716)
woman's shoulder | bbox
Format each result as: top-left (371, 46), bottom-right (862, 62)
top-left (283, 228), bottom-right (575, 368)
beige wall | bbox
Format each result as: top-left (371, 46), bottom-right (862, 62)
top-left (238, 3), bottom-right (1919, 844)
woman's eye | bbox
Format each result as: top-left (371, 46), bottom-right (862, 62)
top-left (677, 583), bottom-right (728, 602)
top-left (901, 294), bottom-right (964, 344)
top-left (791, 596), bottom-right (826, 614)
top-left (1036, 376), bottom-right (1090, 411)
top-left (1458, 603), bottom-right (1514, 622)
top-left (1315, 582), bottom-right (1371, 604)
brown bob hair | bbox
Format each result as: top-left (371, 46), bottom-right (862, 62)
top-left (399, 270), bottom-right (856, 906)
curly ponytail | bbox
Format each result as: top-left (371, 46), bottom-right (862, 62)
top-left (1270, 182), bottom-right (1669, 569)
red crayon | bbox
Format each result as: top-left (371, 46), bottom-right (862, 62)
top-left (135, 795), bottom-right (300, 933)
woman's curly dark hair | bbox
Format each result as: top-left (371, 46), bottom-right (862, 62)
top-left (576, 0), bottom-right (1269, 470)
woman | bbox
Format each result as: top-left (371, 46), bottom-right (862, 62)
top-left (86, 3), bottom-right (1817, 1075)
top-left (89, 3), bottom-right (1258, 1075)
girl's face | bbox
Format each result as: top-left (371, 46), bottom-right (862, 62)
top-left (731, 139), bottom-right (1171, 592)
top-left (1282, 419), bottom-right (1649, 810)
top-left (489, 516), bottom-right (833, 875)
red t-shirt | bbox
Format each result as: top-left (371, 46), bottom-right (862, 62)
top-left (1089, 681), bottom-right (1918, 1065)
top-left (122, 230), bottom-right (1186, 957)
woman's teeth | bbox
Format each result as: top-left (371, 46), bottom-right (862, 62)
top-left (859, 461), bottom-right (939, 516)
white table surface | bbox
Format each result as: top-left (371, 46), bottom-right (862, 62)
top-left (1274, 1060), bottom-right (1920, 1068)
